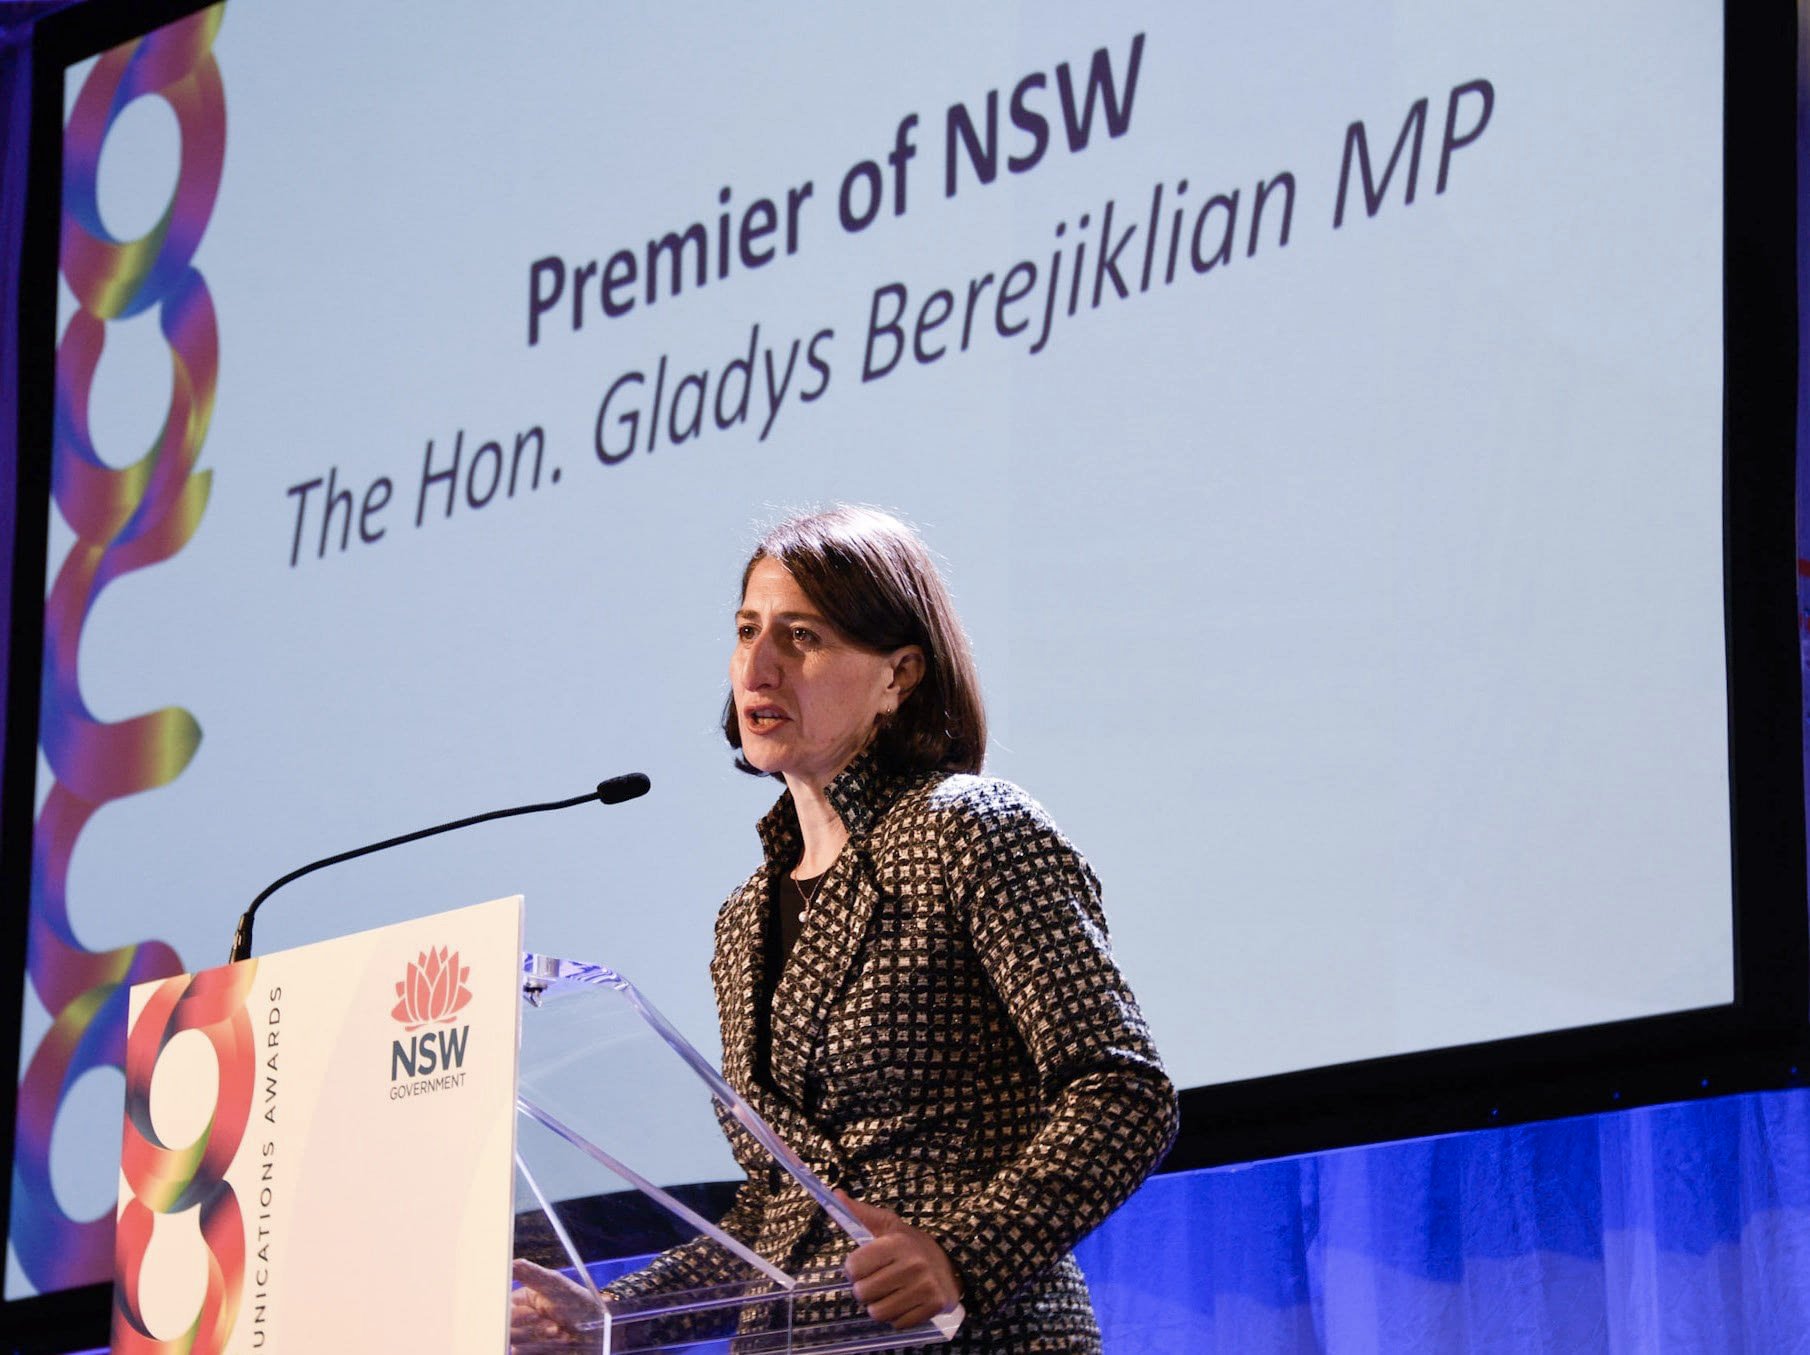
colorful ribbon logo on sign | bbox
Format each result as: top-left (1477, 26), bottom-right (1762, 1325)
top-left (11, 1), bottom-right (227, 1301)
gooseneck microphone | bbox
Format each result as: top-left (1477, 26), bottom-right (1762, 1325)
top-left (227, 772), bottom-right (651, 963)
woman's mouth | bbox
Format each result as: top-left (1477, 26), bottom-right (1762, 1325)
top-left (744, 706), bottom-right (789, 732)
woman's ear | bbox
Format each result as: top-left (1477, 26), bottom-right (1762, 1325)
top-left (885, 646), bottom-right (926, 711)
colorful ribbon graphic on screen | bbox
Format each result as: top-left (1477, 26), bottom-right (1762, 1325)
top-left (10, 2), bottom-right (226, 1297)
top-left (112, 963), bottom-right (256, 1355)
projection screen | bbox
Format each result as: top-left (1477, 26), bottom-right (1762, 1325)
top-left (5, 0), bottom-right (1800, 1322)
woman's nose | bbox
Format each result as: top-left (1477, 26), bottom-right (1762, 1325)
top-left (739, 630), bottom-right (780, 687)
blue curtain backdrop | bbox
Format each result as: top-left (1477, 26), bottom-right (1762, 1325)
top-left (1, 4), bottom-right (1808, 1352)
top-left (1076, 1088), bottom-right (1810, 1352)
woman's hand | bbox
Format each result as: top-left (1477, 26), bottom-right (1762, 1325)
top-left (510, 1257), bottom-right (606, 1349)
top-left (837, 1191), bottom-right (963, 1330)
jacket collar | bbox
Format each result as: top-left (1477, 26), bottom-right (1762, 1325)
top-left (753, 748), bottom-right (914, 864)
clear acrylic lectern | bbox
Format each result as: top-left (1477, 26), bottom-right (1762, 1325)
top-left (511, 953), bottom-right (962, 1353)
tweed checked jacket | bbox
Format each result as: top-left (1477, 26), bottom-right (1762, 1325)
top-left (609, 754), bottom-right (1178, 1352)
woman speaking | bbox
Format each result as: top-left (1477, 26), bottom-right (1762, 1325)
top-left (516, 506), bottom-right (1176, 1352)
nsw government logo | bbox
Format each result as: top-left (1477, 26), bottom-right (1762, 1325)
top-left (388, 946), bottom-right (474, 1099)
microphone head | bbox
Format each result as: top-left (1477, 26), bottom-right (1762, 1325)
top-left (596, 772), bottom-right (652, 805)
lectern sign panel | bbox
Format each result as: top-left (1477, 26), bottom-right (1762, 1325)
top-left (111, 897), bottom-right (524, 1355)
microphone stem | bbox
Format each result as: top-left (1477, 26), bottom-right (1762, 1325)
top-left (230, 787), bottom-right (601, 963)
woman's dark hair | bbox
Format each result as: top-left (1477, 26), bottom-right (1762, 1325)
top-left (723, 506), bottom-right (987, 775)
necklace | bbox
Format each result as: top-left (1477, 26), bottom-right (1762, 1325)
top-left (795, 868), bottom-right (829, 920)
top-left (794, 843), bottom-right (843, 921)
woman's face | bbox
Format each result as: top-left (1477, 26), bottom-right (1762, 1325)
top-left (730, 557), bottom-right (921, 791)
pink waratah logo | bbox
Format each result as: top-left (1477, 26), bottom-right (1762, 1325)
top-left (391, 947), bottom-right (473, 1030)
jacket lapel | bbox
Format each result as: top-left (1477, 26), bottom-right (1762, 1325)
top-left (729, 757), bottom-right (915, 1183)
top-left (768, 847), bottom-right (879, 1107)
top-left (712, 865), bottom-right (770, 1099)
top-left (716, 811), bottom-right (845, 1176)
top-left (768, 757), bottom-right (911, 1108)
